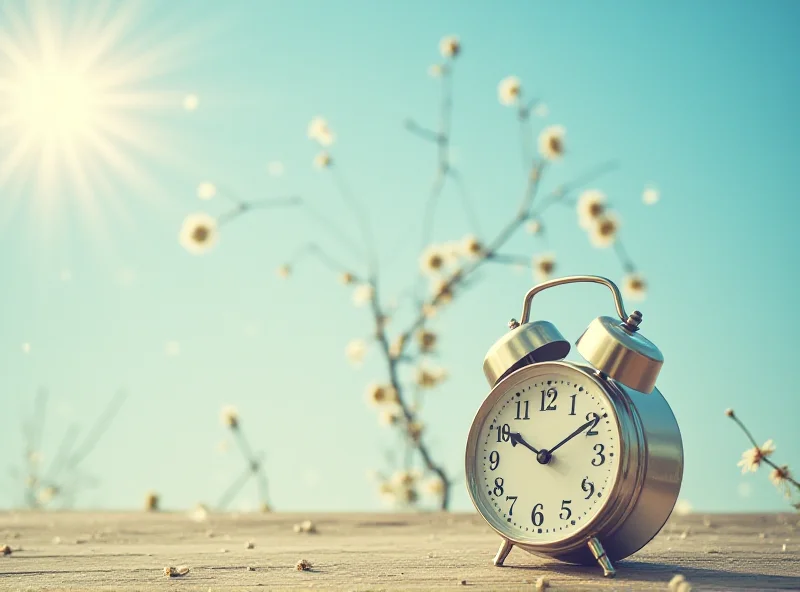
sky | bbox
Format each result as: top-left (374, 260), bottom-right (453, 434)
top-left (1, 0), bottom-right (799, 514)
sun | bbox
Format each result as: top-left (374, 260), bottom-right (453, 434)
top-left (0, 2), bottom-right (193, 226)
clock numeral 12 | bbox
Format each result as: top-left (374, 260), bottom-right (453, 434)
top-left (540, 387), bottom-right (557, 411)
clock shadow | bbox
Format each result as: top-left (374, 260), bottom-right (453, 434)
top-left (503, 559), bottom-right (800, 590)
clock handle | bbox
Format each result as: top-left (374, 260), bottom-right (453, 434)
top-left (519, 275), bottom-right (629, 325)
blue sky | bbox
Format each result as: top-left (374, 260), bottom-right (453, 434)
top-left (1, 0), bottom-right (799, 513)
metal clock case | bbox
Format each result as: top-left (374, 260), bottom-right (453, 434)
top-left (465, 275), bottom-right (683, 577)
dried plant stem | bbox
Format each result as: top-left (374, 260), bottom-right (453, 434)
top-left (217, 425), bottom-right (271, 511)
top-left (728, 413), bottom-right (800, 493)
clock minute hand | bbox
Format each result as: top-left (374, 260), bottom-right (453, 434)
top-left (509, 432), bottom-right (539, 454)
top-left (546, 418), bottom-right (597, 455)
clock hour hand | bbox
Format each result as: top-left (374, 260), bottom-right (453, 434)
top-left (509, 432), bottom-right (539, 454)
top-left (546, 418), bottom-right (597, 456)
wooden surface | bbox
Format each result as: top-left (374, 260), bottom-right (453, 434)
top-left (1, 511), bottom-right (799, 591)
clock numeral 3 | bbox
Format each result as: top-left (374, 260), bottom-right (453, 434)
top-left (586, 412), bottom-right (600, 436)
top-left (581, 477), bottom-right (595, 499)
top-left (540, 388), bottom-right (557, 411)
top-left (489, 451), bottom-right (500, 471)
top-left (493, 477), bottom-right (504, 496)
top-left (506, 495), bottom-right (517, 516)
top-left (531, 503), bottom-right (544, 527)
top-left (591, 443), bottom-right (606, 466)
top-left (495, 423), bottom-right (511, 443)
top-left (560, 500), bottom-right (572, 520)
top-left (515, 400), bottom-right (530, 420)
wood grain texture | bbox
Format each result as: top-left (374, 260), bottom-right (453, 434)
top-left (1, 512), bottom-right (799, 591)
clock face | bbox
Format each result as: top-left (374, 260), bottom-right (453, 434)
top-left (467, 362), bottom-right (622, 545)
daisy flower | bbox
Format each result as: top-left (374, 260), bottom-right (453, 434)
top-left (589, 213), bottom-right (620, 248)
top-left (737, 440), bottom-right (776, 473)
top-left (538, 125), bottom-right (565, 160)
top-left (622, 273), bottom-right (647, 301)
top-left (307, 117), bottom-right (334, 146)
top-left (498, 76), bottom-right (521, 106)
top-left (439, 35), bottom-right (460, 59)
top-left (197, 182), bottom-right (217, 200)
top-left (577, 189), bottom-right (607, 229)
top-left (533, 253), bottom-right (556, 282)
top-left (180, 213), bottom-right (218, 255)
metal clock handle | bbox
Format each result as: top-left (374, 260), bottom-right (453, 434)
top-left (519, 275), bottom-right (630, 325)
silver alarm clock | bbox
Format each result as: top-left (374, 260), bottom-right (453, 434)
top-left (465, 275), bottom-right (683, 577)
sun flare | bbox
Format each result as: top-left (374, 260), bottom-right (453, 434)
top-left (0, 2), bottom-right (191, 225)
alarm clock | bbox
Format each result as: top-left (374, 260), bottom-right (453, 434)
top-left (465, 275), bottom-right (683, 577)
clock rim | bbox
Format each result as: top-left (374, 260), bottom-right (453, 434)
top-left (465, 360), bottom-right (629, 550)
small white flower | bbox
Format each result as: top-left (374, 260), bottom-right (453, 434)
top-left (313, 151), bottom-right (332, 169)
top-left (221, 406), bottom-right (239, 429)
top-left (21, 342), bottom-right (31, 354)
top-left (420, 245), bottom-right (446, 275)
top-left (439, 35), bottom-right (461, 59)
top-left (352, 284), bottom-right (374, 307)
top-left (498, 76), bottom-right (522, 106)
top-left (197, 182), bottom-right (217, 200)
top-left (643, 186), bottom-right (660, 205)
top-left (538, 125), bottom-right (566, 160)
top-left (769, 465), bottom-right (791, 494)
top-left (267, 161), bottom-right (285, 177)
top-left (345, 339), bottom-right (366, 365)
top-left (737, 440), bottom-right (775, 473)
top-left (589, 213), bottom-right (620, 248)
top-left (379, 408), bottom-right (402, 426)
top-left (526, 220), bottom-right (542, 235)
top-left (276, 265), bottom-right (291, 279)
top-left (307, 117), bottom-right (335, 146)
top-left (365, 383), bottom-right (397, 406)
top-left (577, 189), bottom-right (607, 229)
top-left (416, 364), bottom-right (448, 388)
top-left (623, 273), bottom-right (647, 301)
top-left (179, 213), bottom-right (218, 255)
top-left (673, 499), bottom-right (693, 516)
top-left (424, 477), bottom-right (445, 496)
top-left (428, 64), bottom-right (443, 78)
top-left (183, 94), bottom-right (199, 111)
top-left (461, 234), bottom-right (483, 259)
top-left (533, 253), bottom-right (556, 282)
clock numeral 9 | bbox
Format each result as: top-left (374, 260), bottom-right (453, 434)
top-left (540, 388), bottom-right (558, 411)
top-left (495, 423), bottom-right (511, 443)
top-left (591, 443), bottom-right (606, 466)
top-left (489, 451), bottom-right (500, 471)
top-left (586, 412), bottom-right (600, 436)
top-left (560, 500), bottom-right (572, 520)
top-left (493, 477), bottom-right (504, 496)
top-left (581, 477), bottom-right (595, 499)
top-left (531, 503), bottom-right (544, 527)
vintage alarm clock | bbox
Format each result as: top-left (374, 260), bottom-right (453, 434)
top-left (465, 275), bottom-right (683, 577)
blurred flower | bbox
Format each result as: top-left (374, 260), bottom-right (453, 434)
top-left (420, 245), bottom-right (445, 275)
top-left (180, 213), bottom-right (218, 255)
top-left (352, 284), bottom-right (374, 307)
top-left (439, 35), bottom-right (460, 59)
top-left (379, 408), bottom-right (402, 426)
top-left (314, 151), bottom-right (332, 169)
top-left (416, 364), bottom-right (448, 389)
top-left (725, 408), bottom-right (735, 417)
top-left (622, 273), bottom-right (647, 301)
top-left (190, 503), bottom-right (209, 523)
top-left (589, 213), bottom-right (620, 248)
top-left (345, 339), bottom-right (366, 365)
top-left (526, 220), bottom-right (542, 235)
top-left (276, 265), bottom-right (291, 279)
top-left (643, 186), bottom-right (660, 205)
top-left (424, 477), bottom-right (445, 497)
top-left (197, 182), bottom-right (217, 200)
top-left (28, 451), bottom-right (42, 464)
top-left (769, 465), bottom-right (791, 494)
top-left (737, 440), bottom-right (775, 473)
top-left (164, 341), bottom-right (181, 356)
top-left (417, 330), bottom-right (437, 353)
top-left (533, 103), bottom-right (549, 118)
top-left (577, 189), bottom-right (607, 229)
top-left (339, 272), bottom-right (355, 285)
top-left (260, 502), bottom-right (272, 513)
top-left (673, 499), bottom-right (693, 516)
top-left (37, 485), bottom-right (58, 504)
top-left (183, 94), bottom-right (199, 111)
top-left (407, 421), bottom-right (424, 442)
top-left (144, 491), bottom-right (159, 511)
top-left (538, 125), bottom-right (565, 160)
top-left (668, 575), bottom-right (688, 592)
top-left (267, 161), bottom-right (284, 177)
top-left (422, 303), bottom-right (438, 318)
top-left (389, 334), bottom-right (407, 359)
top-left (498, 76), bottom-right (522, 106)
top-left (461, 234), bottom-right (483, 259)
top-left (221, 406), bottom-right (239, 430)
top-left (431, 279), bottom-right (454, 304)
top-left (428, 64), bottom-right (443, 77)
top-left (307, 116), bottom-right (335, 146)
top-left (366, 384), bottom-right (397, 406)
top-left (533, 253), bottom-right (556, 282)
top-left (396, 486), bottom-right (419, 505)
top-left (391, 470), bottom-right (416, 488)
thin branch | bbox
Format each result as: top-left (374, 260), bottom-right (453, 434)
top-left (330, 166), bottom-right (378, 276)
top-left (65, 390), bottom-right (127, 470)
top-left (216, 466), bottom-right (252, 511)
top-left (448, 169), bottom-right (483, 237)
top-left (218, 196), bottom-right (301, 227)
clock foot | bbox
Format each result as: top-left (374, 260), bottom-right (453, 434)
top-left (587, 537), bottom-right (616, 578)
top-left (492, 538), bottom-right (514, 566)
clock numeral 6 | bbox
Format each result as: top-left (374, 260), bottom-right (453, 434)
top-left (489, 451), bottom-right (500, 471)
top-left (591, 443), bottom-right (606, 466)
top-left (495, 423), bottom-right (511, 443)
top-left (560, 500), bottom-right (572, 520)
top-left (540, 387), bottom-right (558, 411)
top-left (581, 477), bottom-right (595, 499)
top-left (493, 477), bottom-right (504, 496)
top-left (531, 503), bottom-right (544, 527)
top-left (506, 495), bottom-right (517, 516)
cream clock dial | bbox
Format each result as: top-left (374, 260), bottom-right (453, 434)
top-left (472, 364), bottom-right (621, 544)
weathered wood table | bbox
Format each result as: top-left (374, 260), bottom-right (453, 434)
top-left (1, 512), bottom-right (798, 591)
